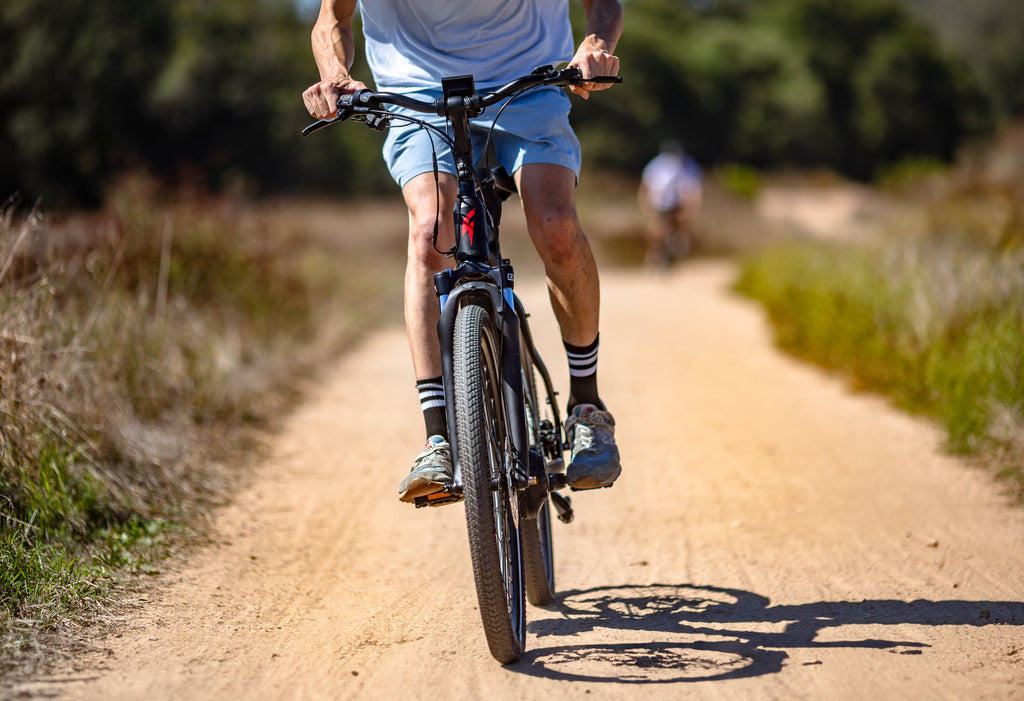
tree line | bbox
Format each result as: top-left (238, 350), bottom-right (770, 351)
top-left (575, 0), bottom-right (997, 178)
top-left (0, 0), bottom-right (389, 207)
top-left (1, 0), bottom-right (1020, 208)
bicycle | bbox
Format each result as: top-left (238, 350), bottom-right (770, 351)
top-left (303, 65), bottom-right (620, 664)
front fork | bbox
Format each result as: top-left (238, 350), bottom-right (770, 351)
top-left (434, 270), bottom-right (530, 495)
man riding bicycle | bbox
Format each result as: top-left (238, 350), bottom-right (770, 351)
top-left (302, 0), bottom-right (623, 503)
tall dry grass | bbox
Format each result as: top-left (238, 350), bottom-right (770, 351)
top-left (0, 179), bottom-right (404, 675)
top-left (736, 137), bottom-right (1024, 496)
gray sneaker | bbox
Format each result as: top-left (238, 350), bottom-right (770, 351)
top-left (398, 435), bottom-right (453, 503)
top-left (565, 404), bottom-right (621, 489)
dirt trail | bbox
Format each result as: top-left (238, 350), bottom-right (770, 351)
top-left (29, 261), bottom-right (1024, 700)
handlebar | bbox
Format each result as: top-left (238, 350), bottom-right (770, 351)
top-left (302, 66), bottom-right (622, 136)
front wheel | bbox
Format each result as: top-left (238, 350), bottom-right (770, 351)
top-left (454, 303), bottom-right (526, 664)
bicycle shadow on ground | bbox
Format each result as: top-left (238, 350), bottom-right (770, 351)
top-left (516, 583), bottom-right (1024, 683)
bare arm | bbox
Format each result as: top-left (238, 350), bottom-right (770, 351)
top-left (302, 0), bottom-right (366, 119)
top-left (570, 0), bottom-right (623, 99)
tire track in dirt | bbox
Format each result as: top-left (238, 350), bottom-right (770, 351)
top-left (27, 261), bottom-right (1024, 700)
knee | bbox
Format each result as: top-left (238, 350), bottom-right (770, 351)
top-left (403, 174), bottom-right (456, 271)
top-left (529, 204), bottom-right (583, 266)
top-left (408, 213), bottom-right (452, 270)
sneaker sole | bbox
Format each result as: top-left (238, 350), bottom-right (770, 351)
top-left (566, 468), bottom-right (621, 491)
top-left (399, 480), bottom-right (451, 503)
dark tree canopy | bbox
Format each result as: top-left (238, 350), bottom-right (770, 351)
top-left (0, 0), bottom-right (1016, 206)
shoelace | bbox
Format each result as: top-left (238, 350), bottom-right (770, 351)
top-left (571, 422), bottom-right (595, 451)
top-left (414, 442), bottom-right (450, 467)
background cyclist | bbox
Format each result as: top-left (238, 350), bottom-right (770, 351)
top-left (302, 0), bottom-right (624, 503)
top-left (639, 139), bottom-right (704, 268)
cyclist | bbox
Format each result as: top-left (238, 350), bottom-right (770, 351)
top-left (639, 139), bottom-right (703, 268)
top-left (302, 0), bottom-right (623, 503)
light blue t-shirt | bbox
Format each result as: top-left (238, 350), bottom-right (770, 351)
top-left (359, 0), bottom-right (575, 92)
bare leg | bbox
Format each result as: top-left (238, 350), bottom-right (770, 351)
top-left (517, 164), bottom-right (620, 488)
top-left (646, 210), bottom-right (672, 268)
top-left (515, 163), bottom-right (599, 346)
top-left (401, 171), bottom-right (457, 380)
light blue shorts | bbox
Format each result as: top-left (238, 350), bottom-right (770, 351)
top-left (381, 86), bottom-right (581, 189)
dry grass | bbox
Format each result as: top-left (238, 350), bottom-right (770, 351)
top-left (0, 180), bottom-right (406, 679)
top-left (736, 135), bottom-right (1024, 497)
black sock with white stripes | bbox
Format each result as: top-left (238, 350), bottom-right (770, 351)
top-left (416, 377), bottom-right (448, 440)
top-left (564, 335), bottom-right (605, 413)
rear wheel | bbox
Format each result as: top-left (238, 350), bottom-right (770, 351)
top-left (520, 334), bottom-right (556, 606)
top-left (454, 303), bottom-right (525, 664)
top-left (521, 500), bottom-right (555, 605)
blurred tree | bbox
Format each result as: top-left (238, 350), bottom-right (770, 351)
top-left (674, 17), bottom-right (825, 167)
top-left (0, 0), bottom-right (1004, 206)
top-left (0, 0), bottom-right (389, 207)
top-left (572, 0), bottom-right (991, 180)
top-left (150, 0), bottom-right (388, 195)
top-left (900, 0), bottom-right (1024, 118)
top-left (851, 25), bottom-right (987, 169)
top-left (0, 0), bottom-right (170, 206)
top-left (775, 0), bottom-right (989, 177)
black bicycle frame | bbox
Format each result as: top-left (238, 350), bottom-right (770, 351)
top-left (302, 67), bottom-right (612, 499)
top-left (431, 75), bottom-right (530, 492)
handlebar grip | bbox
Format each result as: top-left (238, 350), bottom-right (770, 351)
top-left (339, 89), bottom-right (373, 109)
top-left (558, 67), bottom-right (622, 85)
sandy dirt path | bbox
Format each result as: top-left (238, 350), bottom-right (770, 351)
top-left (32, 261), bottom-right (1024, 700)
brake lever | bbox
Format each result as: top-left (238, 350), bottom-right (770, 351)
top-left (302, 105), bottom-right (353, 136)
top-left (301, 90), bottom-right (367, 136)
top-left (302, 117), bottom-right (339, 136)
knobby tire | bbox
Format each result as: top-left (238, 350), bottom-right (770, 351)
top-left (454, 303), bottom-right (526, 664)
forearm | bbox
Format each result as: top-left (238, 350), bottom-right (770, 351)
top-left (579, 0), bottom-right (623, 54)
top-left (311, 0), bottom-right (357, 79)
top-left (303, 0), bottom-right (364, 119)
top-left (570, 0), bottom-right (622, 97)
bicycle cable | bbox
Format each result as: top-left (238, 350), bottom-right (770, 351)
top-left (429, 133), bottom-right (447, 257)
top-left (354, 108), bottom-right (457, 257)
top-left (480, 86), bottom-right (534, 172)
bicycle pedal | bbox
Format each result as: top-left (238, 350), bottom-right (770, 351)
top-left (414, 489), bottom-right (463, 508)
top-left (548, 472), bottom-right (567, 491)
top-left (550, 491), bottom-right (574, 524)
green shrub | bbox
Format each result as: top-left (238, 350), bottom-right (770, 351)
top-left (717, 164), bottom-right (762, 200)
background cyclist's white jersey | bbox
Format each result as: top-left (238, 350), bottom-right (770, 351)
top-left (359, 0), bottom-right (574, 93)
top-left (642, 152), bottom-right (703, 212)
